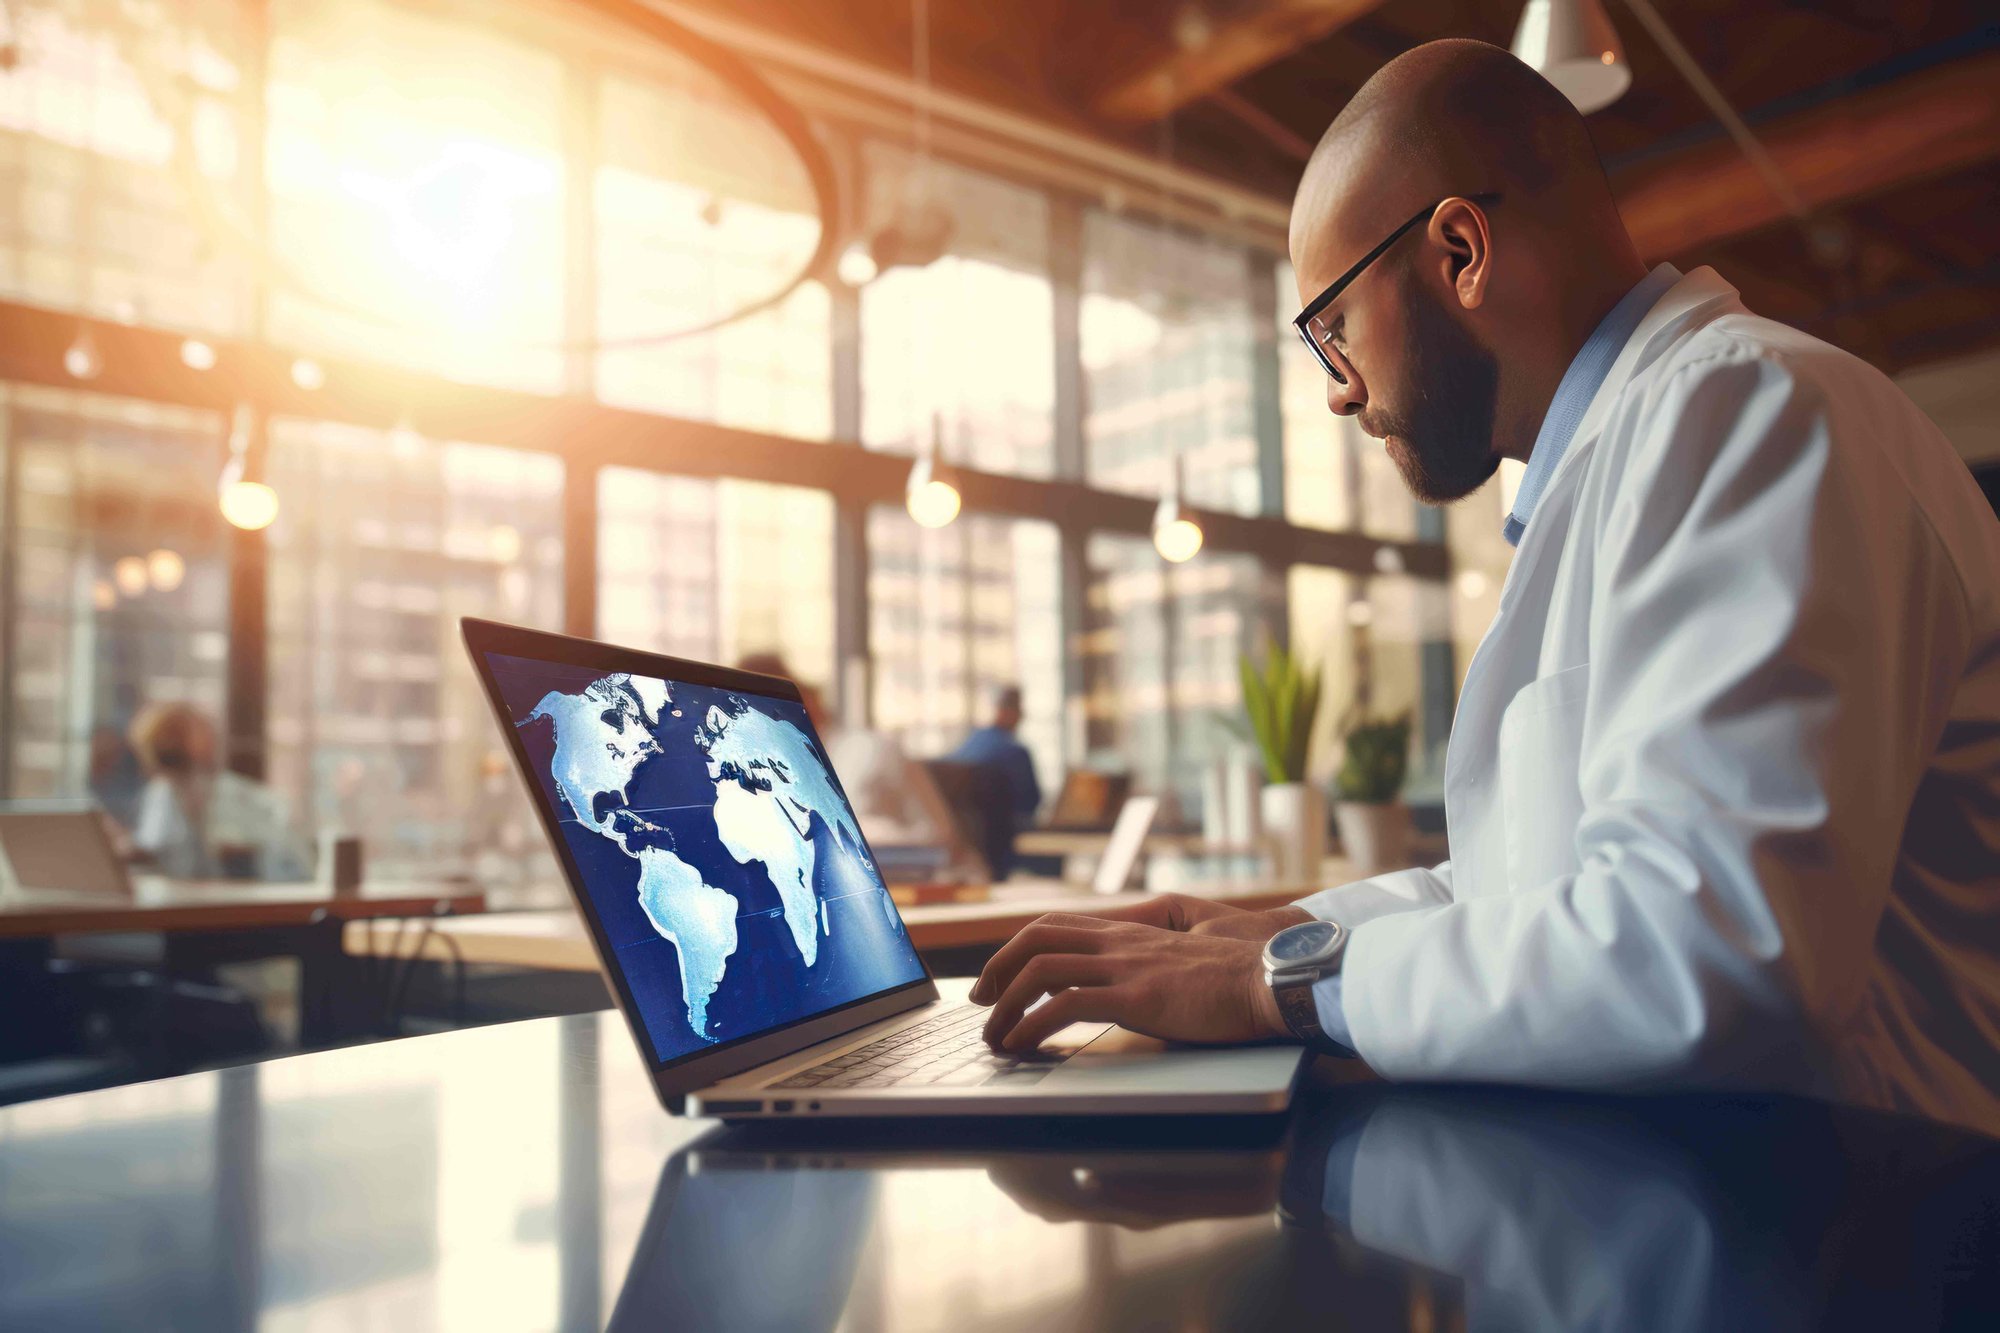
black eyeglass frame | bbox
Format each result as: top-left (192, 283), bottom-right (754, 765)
top-left (1291, 192), bottom-right (1502, 386)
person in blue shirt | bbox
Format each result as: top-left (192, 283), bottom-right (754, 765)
top-left (949, 685), bottom-right (1041, 832)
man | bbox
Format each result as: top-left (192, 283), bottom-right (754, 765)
top-left (950, 684), bottom-right (1043, 831)
top-left (971, 40), bottom-right (2000, 1131)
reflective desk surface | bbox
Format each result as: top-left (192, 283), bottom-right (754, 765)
top-left (3, 1012), bottom-right (1995, 1331)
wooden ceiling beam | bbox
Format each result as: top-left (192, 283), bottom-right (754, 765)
top-left (1093, 0), bottom-right (1386, 124)
top-left (1613, 51), bottom-right (2000, 259)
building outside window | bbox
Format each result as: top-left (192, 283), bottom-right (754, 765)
top-left (597, 469), bottom-right (836, 694)
top-left (0, 0), bottom-right (254, 336)
top-left (0, 387), bottom-right (231, 818)
top-left (264, 420), bottom-right (564, 878)
top-left (866, 508), bottom-right (1063, 783)
top-left (1083, 212), bottom-right (1261, 516)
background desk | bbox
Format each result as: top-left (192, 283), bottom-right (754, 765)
top-left (0, 880), bottom-right (489, 1097)
top-left (2, 1010), bottom-right (1993, 1331)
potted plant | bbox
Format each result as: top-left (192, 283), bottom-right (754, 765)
top-left (1332, 711), bottom-right (1412, 873)
top-left (1236, 645), bottom-right (1325, 886)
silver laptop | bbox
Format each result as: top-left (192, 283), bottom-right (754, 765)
top-left (464, 618), bottom-right (1302, 1120)
top-left (0, 806), bottom-right (135, 898)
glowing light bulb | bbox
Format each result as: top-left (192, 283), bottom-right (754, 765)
top-left (180, 338), bottom-right (217, 371)
top-left (147, 548), bottom-right (186, 592)
top-left (92, 579), bottom-right (117, 611)
top-left (220, 477), bottom-right (280, 531)
top-left (1153, 516), bottom-right (1204, 563)
top-left (1373, 545), bottom-right (1406, 576)
top-left (837, 242), bottom-right (878, 287)
top-left (907, 478), bottom-right (961, 528)
top-left (1455, 569), bottom-right (1490, 601)
top-left (113, 555), bottom-right (148, 598)
top-left (290, 357), bottom-right (325, 391)
top-left (64, 329), bottom-right (102, 380)
top-left (905, 436), bottom-right (960, 528)
top-left (1151, 453), bottom-right (1203, 563)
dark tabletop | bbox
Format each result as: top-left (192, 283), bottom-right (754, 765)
top-left (1, 1011), bottom-right (1994, 1331)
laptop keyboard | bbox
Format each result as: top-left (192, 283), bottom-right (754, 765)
top-left (770, 1005), bottom-right (1065, 1091)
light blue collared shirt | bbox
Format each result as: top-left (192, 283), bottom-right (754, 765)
top-left (1307, 267), bottom-right (1682, 1056)
top-left (1502, 264), bottom-right (1680, 546)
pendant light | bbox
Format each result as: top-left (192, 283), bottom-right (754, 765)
top-left (1510, 0), bottom-right (1630, 114)
top-left (218, 404), bottom-right (280, 532)
top-left (906, 412), bottom-right (961, 529)
top-left (1152, 453), bottom-right (1203, 563)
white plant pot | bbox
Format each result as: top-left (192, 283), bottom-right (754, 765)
top-left (1260, 782), bottom-right (1326, 888)
top-left (1334, 800), bottom-right (1412, 876)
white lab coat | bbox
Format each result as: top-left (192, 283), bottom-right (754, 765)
top-left (1299, 267), bottom-right (2000, 1133)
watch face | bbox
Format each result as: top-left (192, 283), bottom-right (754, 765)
top-left (1267, 919), bottom-right (1341, 966)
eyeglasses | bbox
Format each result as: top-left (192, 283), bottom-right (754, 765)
top-left (1291, 193), bottom-right (1501, 386)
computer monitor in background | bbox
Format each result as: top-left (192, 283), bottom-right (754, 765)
top-left (1042, 769), bottom-right (1131, 832)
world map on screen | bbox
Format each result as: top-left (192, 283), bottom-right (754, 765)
top-left (488, 654), bottom-right (925, 1064)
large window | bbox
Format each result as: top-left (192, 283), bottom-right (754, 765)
top-left (866, 508), bottom-right (1063, 781)
top-left (597, 469), bottom-right (836, 692)
top-left (1288, 566), bottom-right (1453, 789)
top-left (0, 0), bottom-right (253, 334)
top-left (0, 0), bottom-right (1471, 863)
top-left (0, 387), bottom-right (230, 815)
top-left (859, 148), bottom-right (1055, 477)
top-left (265, 421), bottom-right (564, 877)
top-left (1083, 212), bottom-right (1260, 515)
top-left (593, 71), bottom-right (831, 438)
top-left (1081, 535), bottom-right (1281, 817)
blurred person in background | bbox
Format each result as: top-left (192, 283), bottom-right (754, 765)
top-left (128, 703), bottom-right (310, 881)
top-left (949, 684), bottom-right (1042, 834)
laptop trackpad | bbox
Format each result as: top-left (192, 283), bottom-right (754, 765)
top-left (1040, 1026), bottom-right (1303, 1093)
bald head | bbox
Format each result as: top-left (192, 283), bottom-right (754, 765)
top-left (1291, 39), bottom-right (1621, 266)
top-left (1284, 41), bottom-right (1648, 504)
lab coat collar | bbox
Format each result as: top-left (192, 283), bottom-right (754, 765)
top-left (1501, 266), bottom-right (1743, 584)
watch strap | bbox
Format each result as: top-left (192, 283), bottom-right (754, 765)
top-left (1272, 972), bottom-right (1356, 1058)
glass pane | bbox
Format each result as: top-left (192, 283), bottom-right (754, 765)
top-left (1082, 535), bottom-right (1279, 819)
top-left (263, 0), bottom-right (567, 390)
top-left (595, 72), bottom-right (831, 438)
top-left (1, 386), bottom-right (231, 813)
top-left (0, 1), bottom-right (253, 333)
top-left (859, 147), bottom-right (1054, 476)
top-left (1082, 212), bottom-right (1260, 515)
top-left (1288, 566), bottom-right (1450, 790)
top-left (265, 421), bottom-right (564, 879)
top-left (866, 508), bottom-right (1063, 787)
top-left (1275, 262), bottom-right (1417, 539)
top-left (596, 469), bottom-right (835, 692)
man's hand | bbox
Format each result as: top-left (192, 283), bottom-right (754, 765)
top-left (1070, 892), bottom-right (1316, 942)
top-left (968, 913), bottom-right (1290, 1052)
top-left (1188, 904), bottom-right (1316, 942)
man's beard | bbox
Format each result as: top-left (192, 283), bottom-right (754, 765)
top-left (1359, 271), bottom-right (1501, 505)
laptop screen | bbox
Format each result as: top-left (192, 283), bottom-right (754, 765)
top-left (484, 651), bottom-right (927, 1067)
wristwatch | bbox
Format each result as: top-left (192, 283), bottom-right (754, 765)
top-left (1262, 919), bottom-right (1355, 1057)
